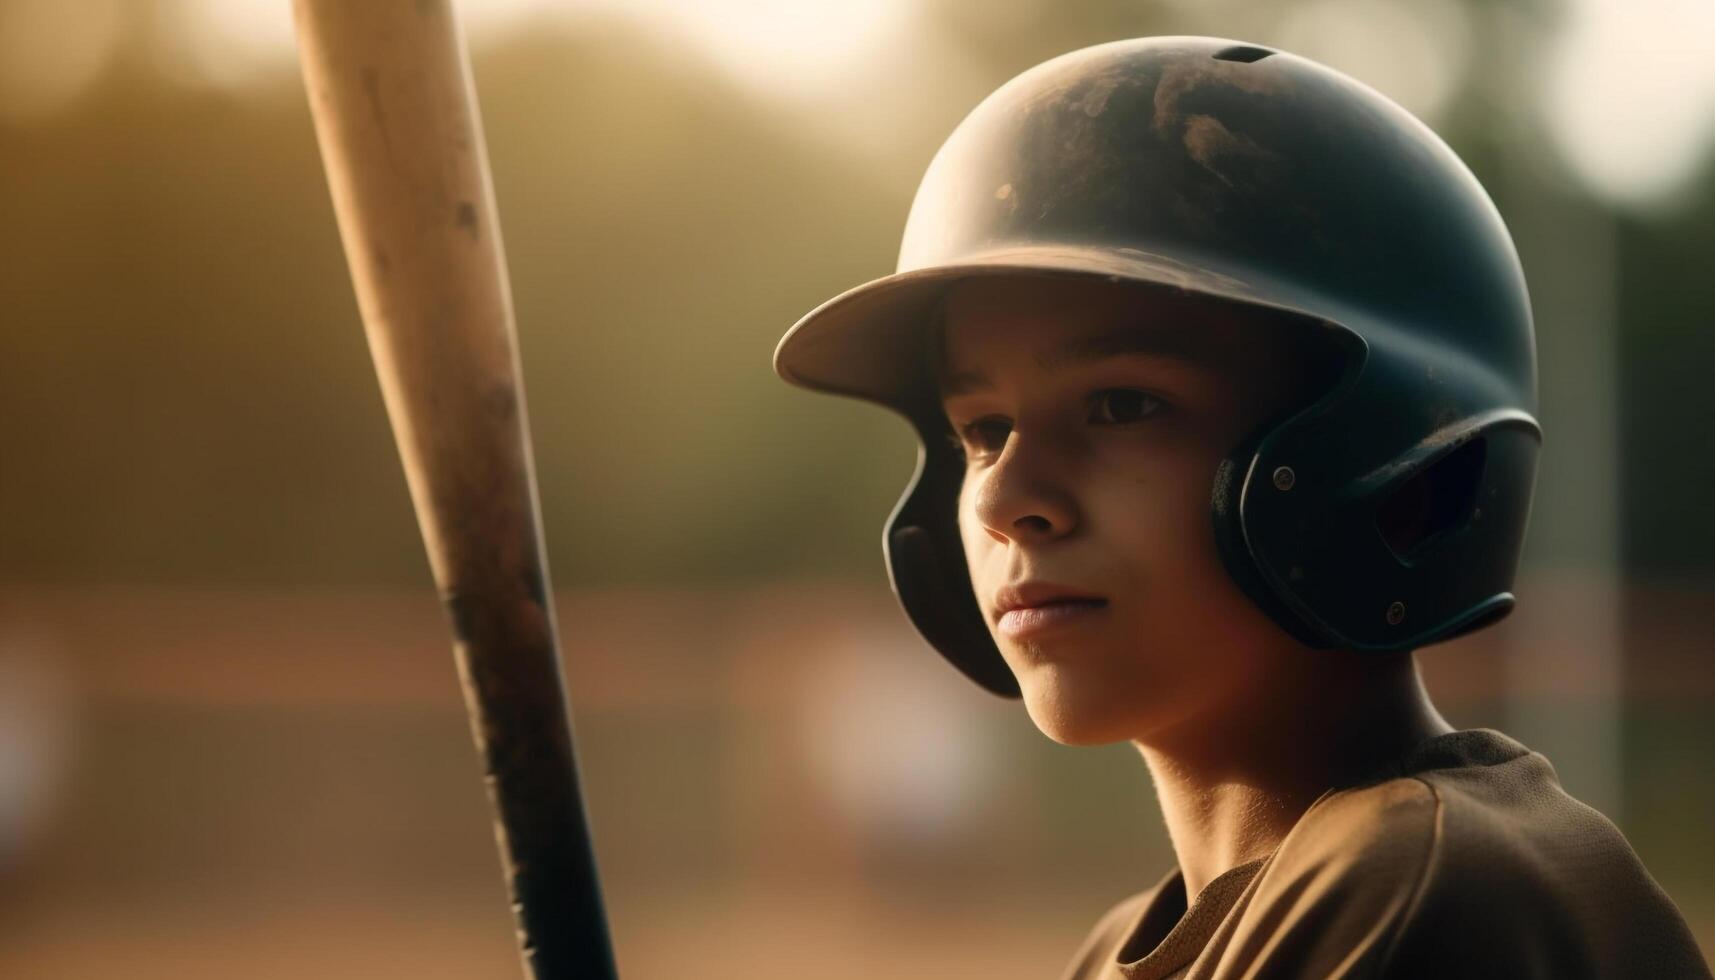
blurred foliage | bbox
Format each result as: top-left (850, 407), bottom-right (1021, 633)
top-left (1, 1), bottom-right (1712, 591)
top-left (1618, 207), bottom-right (1715, 574)
top-left (0, 17), bottom-right (917, 589)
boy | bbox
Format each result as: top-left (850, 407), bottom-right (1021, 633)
top-left (772, 36), bottom-right (1710, 979)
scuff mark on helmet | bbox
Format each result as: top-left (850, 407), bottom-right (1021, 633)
top-left (1152, 59), bottom-right (1282, 137)
top-left (1152, 61), bottom-right (1289, 195)
top-left (1075, 74), bottom-right (1123, 117)
top-left (1182, 114), bottom-right (1281, 190)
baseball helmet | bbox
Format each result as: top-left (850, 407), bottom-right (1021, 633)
top-left (772, 36), bottom-right (1541, 699)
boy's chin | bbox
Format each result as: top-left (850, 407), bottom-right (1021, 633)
top-left (1017, 674), bottom-right (1141, 746)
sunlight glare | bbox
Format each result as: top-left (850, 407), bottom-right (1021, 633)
top-left (0, 0), bottom-right (125, 123)
top-left (147, 0), bottom-right (912, 105)
top-left (1542, 0), bottom-right (1715, 209)
top-left (1274, 0), bottom-right (1472, 126)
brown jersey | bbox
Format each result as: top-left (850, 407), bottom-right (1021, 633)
top-left (1058, 728), bottom-right (1711, 980)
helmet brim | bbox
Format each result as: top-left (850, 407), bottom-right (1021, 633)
top-left (773, 242), bottom-right (1330, 413)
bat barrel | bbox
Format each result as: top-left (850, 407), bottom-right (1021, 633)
top-left (291, 2), bottom-right (618, 977)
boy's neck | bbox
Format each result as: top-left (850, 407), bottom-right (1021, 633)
top-left (1132, 649), bottom-right (1455, 903)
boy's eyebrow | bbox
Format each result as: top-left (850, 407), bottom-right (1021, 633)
top-left (937, 325), bottom-right (1218, 398)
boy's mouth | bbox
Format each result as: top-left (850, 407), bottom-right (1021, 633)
top-left (995, 594), bottom-right (1110, 639)
top-left (993, 581), bottom-right (1109, 623)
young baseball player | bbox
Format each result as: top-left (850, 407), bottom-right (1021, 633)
top-left (772, 37), bottom-right (1711, 979)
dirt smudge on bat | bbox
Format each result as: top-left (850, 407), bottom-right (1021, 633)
top-left (359, 66), bottom-right (394, 159)
top-left (485, 383), bottom-right (517, 422)
top-left (456, 200), bottom-right (479, 240)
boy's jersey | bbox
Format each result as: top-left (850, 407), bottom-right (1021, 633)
top-left (1058, 728), bottom-right (1711, 980)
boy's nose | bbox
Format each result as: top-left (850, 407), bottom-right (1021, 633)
top-left (970, 436), bottom-right (1080, 544)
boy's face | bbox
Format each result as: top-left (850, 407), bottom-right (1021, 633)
top-left (936, 276), bottom-right (1319, 746)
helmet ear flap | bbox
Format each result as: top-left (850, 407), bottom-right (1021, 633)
top-left (1210, 421), bottom-right (1339, 651)
top-left (884, 424), bottom-right (1021, 699)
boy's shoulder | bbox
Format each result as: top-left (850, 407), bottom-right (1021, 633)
top-left (1059, 729), bottom-right (1712, 980)
top-left (1275, 725), bottom-right (1585, 896)
top-left (1227, 727), bottom-right (1710, 978)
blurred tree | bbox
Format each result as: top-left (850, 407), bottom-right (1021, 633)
top-left (2, 0), bottom-right (1712, 590)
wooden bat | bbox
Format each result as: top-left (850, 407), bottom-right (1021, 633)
top-left (291, 3), bottom-right (618, 977)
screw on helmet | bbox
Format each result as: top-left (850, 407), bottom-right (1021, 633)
top-left (773, 35), bottom-right (1541, 699)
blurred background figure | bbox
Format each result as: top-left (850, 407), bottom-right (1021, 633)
top-left (1, 0), bottom-right (1711, 976)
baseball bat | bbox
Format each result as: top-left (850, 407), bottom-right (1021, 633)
top-left (291, 2), bottom-right (618, 977)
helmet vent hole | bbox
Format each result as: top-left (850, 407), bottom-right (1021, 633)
top-left (1376, 437), bottom-right (1488, 564)
top-left (1212, 45), bottom-right (1275, 63)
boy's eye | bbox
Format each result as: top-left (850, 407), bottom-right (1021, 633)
top-left (953, 417), bottom-right (1013, 455)
top-left (946, 389), bottom-right (1166, 459)
top-left (1090, 388), bottom-right (1166, 424)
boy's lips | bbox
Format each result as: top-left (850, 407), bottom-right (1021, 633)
top-left (993, 581), bottom-right (1111, 639)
